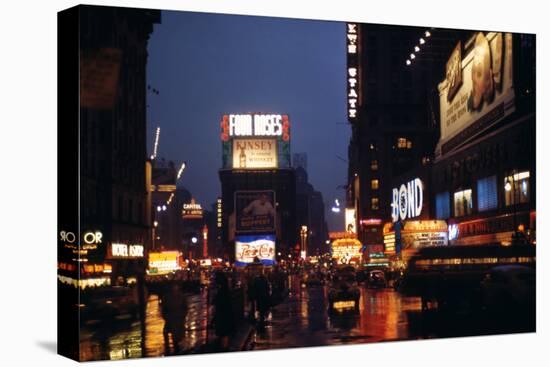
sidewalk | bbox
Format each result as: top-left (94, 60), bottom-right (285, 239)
top-left (194, 320), bottom-right (255, 354)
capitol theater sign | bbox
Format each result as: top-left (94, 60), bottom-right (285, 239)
top-left (391, 178), bottom-right (423, 223)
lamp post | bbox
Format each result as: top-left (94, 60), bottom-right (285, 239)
top-left (505, 172), bottom-right (519, 244)
top-left (300, 226), bottom-right (308, 260)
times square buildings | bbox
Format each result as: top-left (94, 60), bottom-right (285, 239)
top-left (346, 23), bottom-right (536, 260)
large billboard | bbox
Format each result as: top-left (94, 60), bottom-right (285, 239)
top-left (221, 113), bottom-right (290, 169)
top-left (235, 190), bottom-right (276, 233)
top-left (345, 208), bottom-right (356, 234)
top-left (235, 234), bottom-right (276, 266)
top-left (232, 138), bottom-right (278, 169)
top-left (437, 32), bottom-right (514, 156)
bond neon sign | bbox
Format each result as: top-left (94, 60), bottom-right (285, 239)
top-left (391, 178), bottom-right (424, 223)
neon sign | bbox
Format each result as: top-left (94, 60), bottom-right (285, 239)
top-left (391, 178), bottom-right (424, 222)
top-left (347, 23), bottom-right (360, 121)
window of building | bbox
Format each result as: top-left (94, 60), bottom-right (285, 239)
top-left (371, 179), bottom-right (379, 190)
top-left (371, 197), bottom-right (379, 210)
top-left (477, 175), bottom-right (498, 212)
top-left (435, 192), bottom-right (450, 219)
top-left (371, 160), bottom-right (378, 171)
top-left (397, 137), bottom-right (412, 149)
top-left (504, 171), bottom-right (530, 205)
top-left (454, 189), bottom-right (473, 217)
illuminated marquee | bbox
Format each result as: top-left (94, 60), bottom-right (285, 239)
top-left (391, 178), bottom-right (424, 222)
top-left (182, 198), bottom-right (203, 219)
top-left (111, 243), bottom-right (144, 258)
top-left (347, 23), bottom-right (360, 121)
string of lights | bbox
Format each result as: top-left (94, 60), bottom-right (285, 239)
top-left (406, 30), bottom-right (431, 66)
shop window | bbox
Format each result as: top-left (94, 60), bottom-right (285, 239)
top-left (477, 175), bottom-right (498, 212)
top-left (371, 160), bottom-right (378, 171)
top-left (371, 179), bottom-right (379, 190)
top-left (454, 189), bottom-right (473, 217)
top-left (504, 171), bottom-right (530, 206)
top-left (371, 197), bottom-right (379, 210)
top-left (397, 137), bottom-right (412, 149)
top-left (435, 192), bottom-right (450, 219)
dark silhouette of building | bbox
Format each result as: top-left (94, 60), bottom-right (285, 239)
top-left (79, 5), bottom-right (160, 278)
top-left (346, 23), bottom-right (469, 248)
top-left (294, 166), bottom-right (329, 255)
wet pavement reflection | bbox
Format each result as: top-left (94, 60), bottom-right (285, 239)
top-left (79, 290), bottom-right (212, 361)
top-left (78, 274), bottom-right (534, 360)
top-left (251, 277), bottom-right (422, 350)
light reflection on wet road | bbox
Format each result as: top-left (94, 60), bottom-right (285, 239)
top-left (79, 291), bottom-right (212, 361)
top-left (251, 281), bottom-right (422, 351)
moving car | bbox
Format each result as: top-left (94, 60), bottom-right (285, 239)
top-left (301, 271), bottom-right (325, 287)
top-left (366, 270), bottom-right (387, 289)
top-left (328, 266), bottom-right (360, 313)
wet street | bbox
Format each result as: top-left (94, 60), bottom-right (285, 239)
top-left (77, 275), bottom-right (534, 361)
top-left (79, 290), bottom-right (212, 361)
top-left (251, 277), bottom-right (422, 350)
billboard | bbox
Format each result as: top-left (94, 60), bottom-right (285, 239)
top-left (235, 234), bottom-right (276, 266)
top-left (235, 190), bottom-right (276, 233)
top-left (232, 138), bottom-right (278, 169)
top-left (331, 238), bottom-right (363, 265)
top-left (221, 113), bottom-right (291, 169)
top-left (345, 208), bottom-right (356, 234)
top-left (437, 32), bottom-right (514, 156)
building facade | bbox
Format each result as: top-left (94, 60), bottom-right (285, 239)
top-left (79, 6), bottom-right (160, 281)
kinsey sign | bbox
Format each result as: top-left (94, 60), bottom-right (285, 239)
top-left (391, 178), bottom-right (424, 222)
top-left (232, 138), bottom-right (278, 169)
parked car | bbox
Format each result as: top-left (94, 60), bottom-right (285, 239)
top-left (328, 266), bottom-right (360, 313)
top-left (480, 265), bottom-right (535, 313)
top-left (366, 270), bottom-right (387, 289)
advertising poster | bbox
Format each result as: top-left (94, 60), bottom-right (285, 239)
top-left (235, 190), bottom-right (276, 233)
top-left (345, 208), bottom-right (357, 234)
top-left (438, 32), bottom-right (514, 155)
top-left (331, 238), bottom-right (363, 265)
top-left (235, 234), bottom-right (276, 266)
top-left (232, 138), bottom-right (278, 169)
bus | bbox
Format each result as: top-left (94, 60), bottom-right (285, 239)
top-left (398, 244), bottom-right (535, 311)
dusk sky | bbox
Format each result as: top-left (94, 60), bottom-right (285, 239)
top-left (146, 10), bottom-right (349, 231)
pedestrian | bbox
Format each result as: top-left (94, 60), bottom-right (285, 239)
top-left (212, 271), bottom-right (236, 351)
top-left (252, 271), bottom-right (271, 328)
top-left (159, 282), bottom-right (188, 354)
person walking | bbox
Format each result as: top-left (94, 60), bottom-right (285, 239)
top-left (212, 271), bottom-right (235, 351)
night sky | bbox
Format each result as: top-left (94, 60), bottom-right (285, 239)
top-left (146, 10), bottom-right (349, 231)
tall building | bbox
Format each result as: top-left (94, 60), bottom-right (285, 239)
top-left (218, 113), bottom-right (296, 264)
top-left (345, 23), bottom-right (469, 251)
top-left (79, 6), bottom-right (160, 280)
top-left (431, 32), bottom-right (536, 246)
top-left (294, 166), bottom-right (329, 256)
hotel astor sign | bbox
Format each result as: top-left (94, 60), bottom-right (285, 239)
top-left (391, 178), bottom-right (424, 223)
